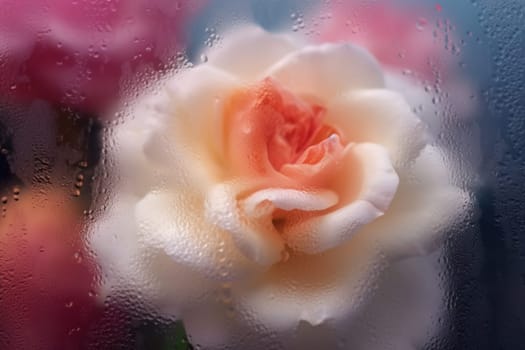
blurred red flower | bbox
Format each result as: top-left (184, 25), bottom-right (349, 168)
top-left (0, 189), bottom-right (99, 349)
top-left (0, 0), bottom-right (204, 116)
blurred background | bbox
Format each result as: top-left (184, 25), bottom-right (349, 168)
top-left (0, 0), bottom-right (524, 349)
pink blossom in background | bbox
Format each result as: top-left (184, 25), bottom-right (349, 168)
top-left (313, 1), bottom-right (450, 78)
top-left (312, 1), bottom-right (476, 123)
top-left (0, 0), bottom-right (204, 116)
top-left (0, 190), bottom-right (101, 349)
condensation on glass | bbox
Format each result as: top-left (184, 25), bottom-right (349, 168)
top-left (0, 0), bottom-right (523, 349)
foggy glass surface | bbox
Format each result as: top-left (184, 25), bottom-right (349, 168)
top-left (0, 0), bottom-right (524, 349)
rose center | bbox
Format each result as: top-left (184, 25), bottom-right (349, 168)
top-left (225, 77), bottom-right (343, 181)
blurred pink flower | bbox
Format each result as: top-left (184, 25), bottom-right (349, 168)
top-left (0, 0), bottom-right (204, 116)
top-left (313, 1), bottom-right (449, 78)
top-left (0, 190), bottom-right (100, 349)
top-left (313, 1), bottom-right (476, 122)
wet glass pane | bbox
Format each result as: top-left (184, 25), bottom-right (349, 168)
top-left (0, 0), bottom-right (523, 349)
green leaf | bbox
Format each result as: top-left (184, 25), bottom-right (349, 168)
top-left (134, 320), bottom-right (193, 350)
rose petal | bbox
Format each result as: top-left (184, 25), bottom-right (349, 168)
top-left (230, 234), bottom-right (382, 333)
top-left (183, 249), bottom-right (444, 350)
top-left (335, 252), bottom-right (444, 350)
top-left (134, 191), bottom-right (255, 280)
top-left (181, 294), bottom-right (285, 350)
top-left (206, 25), bottom-right (300, 81)
top-left (284, 143), bottom-right (399, 254)
top-left (325, 89), bottom-right (427, 167)
top-left (385, 72), bottom-right (442, 134)
top-left (404, 144), bottom-right (451, 186)
top-left (242, 188), bottom-right (338, 216)
top-left (139, 65), bottom-right (242, 192)
top-left (89, 194), bottom-right (184, 303)
top-left (266, 43), bottom-right (384, 103)
top-left (280, 134), bottom-right (346, 187)
top-left (373, 145), bottom-right (471, 258)
top-left (111, 110), bottom-right (165, 197)
top-left (90, 199), bottom-right (213, 317)
top-left (206, 183), bottom-right (285, 266)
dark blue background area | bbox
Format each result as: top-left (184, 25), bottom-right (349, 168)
top-left (186, 0), bottom-right (313, 59)
top-left (438, 1), bottom-right (525, 349)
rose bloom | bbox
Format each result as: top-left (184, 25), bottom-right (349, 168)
top-left (90, 26), bottom-right (470, 349)
top-left (0, 190), bottom-right (100, 349)
top-left (0, 0), bottom-right (203, 115)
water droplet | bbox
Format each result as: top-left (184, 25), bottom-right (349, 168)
top-left (200, 54), bottom-right (208, 63)
top-left (416, 17), bottom-right (428, 31)
top-left (1, 196), bottom-right (7, 204)
top-left (74, 252), bottom-right (83, 263)
top-left (65, 301), bottom-right (74, 308)
top-left (68, 327), bottom-right (81, 336)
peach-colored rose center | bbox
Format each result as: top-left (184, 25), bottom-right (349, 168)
top-left (224, 78), bottom-right (345, 188)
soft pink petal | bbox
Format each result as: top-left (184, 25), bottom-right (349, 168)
top-left (230, 236), bottom-right (382, 332)
top-left (134, 191), bottom-right (256, 280)
top-left (325, 89), bottom-right (427, 167)
top-left (283, 143), bottom-right (399, 254)
top-left (139, 65), bottom-right (242, 192)
top-left (374, 145), bottom-right (471, 258)
top-left (242, 188), bottom-right (338, 216)
top-left (206, 183), bottom-right (285, 266)
top-left (206, 25), bottom-right (300, 81)
top-left (266, 43), bottom-right (384, 103)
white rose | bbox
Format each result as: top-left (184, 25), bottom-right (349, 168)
top-left (90, 26), bottom-right (470, 349)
